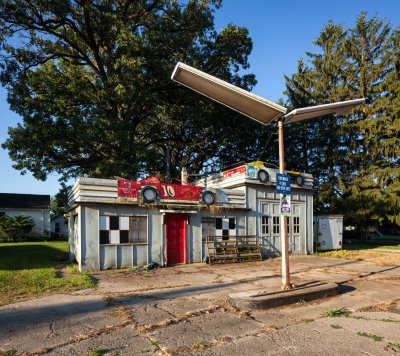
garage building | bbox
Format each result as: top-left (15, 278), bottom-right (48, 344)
top-left (68, 163), bottom-right (314, 271)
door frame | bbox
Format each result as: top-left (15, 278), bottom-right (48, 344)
top-left (165, 213), bottom-right (187, 265)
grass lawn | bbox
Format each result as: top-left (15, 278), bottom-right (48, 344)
top-left (0, 241), bottom-right (95, 306)
top-left (315, 249), bottom-right (400, 265)
top-left (315, 234), bottom-right (400, 265)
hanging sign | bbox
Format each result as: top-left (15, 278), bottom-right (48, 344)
top-left (276, 173), bottom-right (291, 195)
top-left (280, 195), bottom-right (291, 216)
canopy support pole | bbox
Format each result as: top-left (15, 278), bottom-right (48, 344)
top-left (278, 120), bottom-right (292, 290)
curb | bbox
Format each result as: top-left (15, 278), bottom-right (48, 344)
top-left (228, 281), bottom-right (339, 309)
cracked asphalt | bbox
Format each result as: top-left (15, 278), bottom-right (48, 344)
top-left (1, 255), bottom-right (400, 355)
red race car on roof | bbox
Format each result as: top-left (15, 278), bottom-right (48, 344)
top-left (118, 176), bottom-right (216, 205)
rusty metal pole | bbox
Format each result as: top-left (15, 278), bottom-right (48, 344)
top-left (278, 120), bottom-right (292, 290)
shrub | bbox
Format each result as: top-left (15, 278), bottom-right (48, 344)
top-left (0, 214), bottom-right (35, 242)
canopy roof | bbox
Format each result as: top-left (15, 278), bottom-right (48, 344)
top-left (171, 62), bottom-right (365, 126)
top-left (171, 62), bottom-right (287, 126)
top-left (283, 98), bottom-right (366, 124)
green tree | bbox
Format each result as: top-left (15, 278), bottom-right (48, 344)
top-left (284, 13), bottom-right (399, 237)
top-left (284, 22), bottom-right (351, 211)
top-left (374, 26), bottom-right (400, 228)
top-left (50, 183), bottom-right (71, 217)
top-left (0, 214), bottom-right (35, 242)
top-left (0, 0), bottom-right (257, 181)
top-left (338, 13), bottom-right (393, 239)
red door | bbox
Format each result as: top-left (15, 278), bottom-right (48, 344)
top-left (166, 214), bottom-right (186, 264)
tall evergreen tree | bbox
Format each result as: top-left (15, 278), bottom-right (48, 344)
top-left (375, 26), bottom-right (400, 228)
top-left (284, 22), bottom-right (350, 211)
top-left (285, 13), bottom-right (399, 236)
top-left (338, 13), bottom-right (393, 238)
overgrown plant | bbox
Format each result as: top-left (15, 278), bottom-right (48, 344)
top-left (0, 214), bottom-right (34, 242)
top-left (322, 306), bottom-right (352, 317)
top-left (357, 332), bottom-right (383, 342)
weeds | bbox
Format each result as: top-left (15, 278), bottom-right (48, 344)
top-left (322, 306), bottom-right (352, 317)
top-left (351, 315), bottom-right (368, 320)
top-left (151, 341), bottom-right (160, 349)
top-left (87, 348), bottom-right (103, 356)
top-left (330, 324), bottom-right (343, 329)
top-left (0, 351), bottom-right (17, 356)
top-left (357, 332), bottom-right (383, 342)
top-left (301, 319), bottom-right (313, 323)
top-left (65, 263), bottom-right (81, 274)
top-left (388, 343), bottom-right (400, 350)
top-left (357, 300), bottom-right (400, 314)
top-left (298, 298), bottom-right (307, 305)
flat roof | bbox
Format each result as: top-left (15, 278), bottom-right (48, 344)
top-left (0, 193), bottom-right (50, 210)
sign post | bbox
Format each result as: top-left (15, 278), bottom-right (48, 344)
top-left (277, 120), bottom-right (292, 289)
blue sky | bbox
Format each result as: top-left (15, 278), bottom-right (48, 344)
top-left (1, 0), bottom-right (399, 197)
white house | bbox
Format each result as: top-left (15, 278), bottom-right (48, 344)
top-left (51, 213), bottom-right (68, 238)
top-left (0, 193), bottom-right (50, 237)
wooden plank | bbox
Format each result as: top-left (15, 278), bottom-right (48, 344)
top-left (207, 234), bottom-right (262, 264)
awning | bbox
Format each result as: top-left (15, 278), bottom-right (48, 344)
top-left (283, 98), bottom-right (366, 124)
top-left (171, 62), bottom-right (287, 126)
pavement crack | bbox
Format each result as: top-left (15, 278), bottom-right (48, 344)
top-left (161, 336), bottom-right (233, 355)
top-left (134, 306), bottom-right (222, 333)
top-left (153, 303), bottom-right (178, 319)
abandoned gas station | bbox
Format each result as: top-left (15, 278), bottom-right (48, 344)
top-left (68, 162), bottom-right (314, 271)
top-left (68, 63), bottom-right (364, 276)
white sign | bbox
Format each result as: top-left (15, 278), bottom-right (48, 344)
top-left (280, 195), bottom-right (291, 216)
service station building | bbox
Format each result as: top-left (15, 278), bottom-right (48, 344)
top-left (68, 163), bottom-right (314, 271)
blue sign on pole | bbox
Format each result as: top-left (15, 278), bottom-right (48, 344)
top-left (276, 173), bottom-right (291, 195)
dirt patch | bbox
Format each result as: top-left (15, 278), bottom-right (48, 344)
top-left (56, 268), bottom-right (82, 279)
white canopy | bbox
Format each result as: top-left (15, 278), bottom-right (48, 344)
top-left (283, 98), bottom-right (366, 124)
top-left (171, 62), bottom-right (365, 126)
top-left (171, 62), bottom-right (287, 126)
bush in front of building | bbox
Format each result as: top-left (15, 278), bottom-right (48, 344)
top-left (0, 214), bottom-right (35, 242)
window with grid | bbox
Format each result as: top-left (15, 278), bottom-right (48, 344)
top-left (273, 216), bottom-right (280, 234)
top-left (293, 216), bottom-right (300, 234)
top-left (261, 216), bottom-right (269, 235)
top-left (99, 215), bottom-right (147, 244)
top-left (202, 218), bottom-right (216, 242)
top-left (129, 216), bottom-right (147, 243)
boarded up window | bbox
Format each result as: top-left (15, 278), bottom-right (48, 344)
top-left (129, 216), bottom-right (147, 243)
top-left (202, 217), bottom-right (216, 242)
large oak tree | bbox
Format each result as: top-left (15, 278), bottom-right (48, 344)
top-left (0, 0), bottom-right (263, 181)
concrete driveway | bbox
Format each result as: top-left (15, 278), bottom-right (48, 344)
top-left (1, 255), bottom-right (400, 355)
